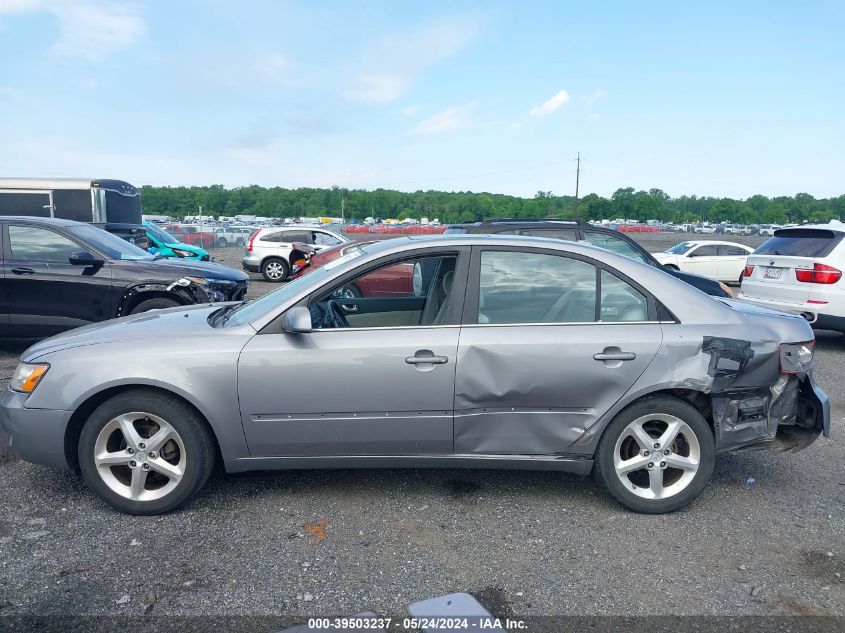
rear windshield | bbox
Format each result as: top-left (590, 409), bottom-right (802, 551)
top-left (755, 229), bottom-right (844, 258)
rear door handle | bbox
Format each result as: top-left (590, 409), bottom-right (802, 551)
top-left (405, 354), bottom-right (449, 365)
top-left (11, 267), bottom-right (35, 275)
top-left (593, 351), bottom-right (637, 361)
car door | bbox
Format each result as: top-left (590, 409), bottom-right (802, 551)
top-left (3, 223), bottom-right (113, 336)
top-left (453, 246), bottom-right (662, 455)
top-left (237, 248), bottom-right (469, 457)
top-left (680, 243), bottom-right (718, 277)
top-left (717, 244), bottom-right (751, 282)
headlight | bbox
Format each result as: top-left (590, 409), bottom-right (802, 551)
top-left (172, 249), bottom-right (193, 257)
top-left (11, 363), bottom-right (50, 393)
top-left (780, 341), bottom-right (814, 374)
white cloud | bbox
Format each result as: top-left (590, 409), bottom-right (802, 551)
top-left (410, 106), bottom-right (470, 135)
top-left (0, 1), bottom-right (146, 61)
top-left (347, 14), bottom-right (483, 103)
top-left (400, 104), bottom-right (423, 117)
top-left (258, 54), bottom-right (289, 78)
top-left (529, 89), bottom-right (570, 118)
top-left (586, 89), bottom-right (607, 104)
top-left (348, 73), bottom-right (411, 104)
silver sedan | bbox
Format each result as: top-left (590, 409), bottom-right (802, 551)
top-left (0, 235), bottom-right (830, 514)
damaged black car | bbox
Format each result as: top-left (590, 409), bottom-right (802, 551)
top-left (0, 217), bottom-right (248, 337)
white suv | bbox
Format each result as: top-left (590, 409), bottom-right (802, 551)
top-left (243, 226), bottom-right (349, 281)
top-left (738, 223), bottom-right (845, 331)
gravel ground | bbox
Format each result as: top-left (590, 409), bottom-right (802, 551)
top-left (0, 237), bottom-right (843, 619)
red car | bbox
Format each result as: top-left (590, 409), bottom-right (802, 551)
top-left (290, 241), bottom-right (413, 298)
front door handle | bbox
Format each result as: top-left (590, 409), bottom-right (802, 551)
top-left (593, 350), bottom-right (637, 361)
top-left (405, 352), bottom-right (449, 365)
top-left (11, 267), bottom-right (35, 275)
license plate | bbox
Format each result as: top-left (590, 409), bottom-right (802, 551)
top-left (764, 267), bottom-right (783, 279)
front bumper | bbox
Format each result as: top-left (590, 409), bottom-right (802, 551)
top-left (0, 389), bottom-right (73, 470)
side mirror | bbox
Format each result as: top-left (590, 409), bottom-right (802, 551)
top-left (69, 251), bottom-right (105, 266)
top-left (282, 306), bottom-right (313, 333)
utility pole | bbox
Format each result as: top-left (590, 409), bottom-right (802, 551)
top-left (573, 152), bottom-right (582, 217)
top-left (341, 195), bottom-right (345, 225)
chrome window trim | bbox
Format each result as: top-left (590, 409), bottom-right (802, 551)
top-left (310, 320), bottom-right (671, 332)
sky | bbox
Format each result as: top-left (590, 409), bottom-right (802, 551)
top-left (0, 0), bottom-right (843, 199)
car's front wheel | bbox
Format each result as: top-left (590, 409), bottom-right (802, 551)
top-left (78, 390), bottom-right (215, 515)
top-left (594, 396), bottom-right (715, 513)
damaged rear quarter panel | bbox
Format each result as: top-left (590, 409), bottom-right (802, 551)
top-left (564, 314), bottom-right (823, 456)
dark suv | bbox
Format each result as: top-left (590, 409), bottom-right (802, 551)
top-left (446, 219), bottom-right (731, 297)
top-left (0, 217), bottom-right (249, 337)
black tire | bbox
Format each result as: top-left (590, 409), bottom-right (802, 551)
top-left (332, 283), bottom-right (362, 300)
top-left (78, 389), bottom-right (216, 515)
top-left (261, 257), bottom-right (289, 282)
top-left (594, 395), bottom-right (715, 514)
top-left (216, 237), bottom-right (228, 248)
top-left (130, 297), bottom-right (181, 314)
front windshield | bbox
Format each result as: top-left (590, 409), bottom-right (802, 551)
top-left (146, 223), bottom-right (179, 244)
top-left (664, 242), bottom-right (695, 255)
top-left (220, 266), bottom-right (334, 327)
top-left (69, 225), bottom-right (154, 261)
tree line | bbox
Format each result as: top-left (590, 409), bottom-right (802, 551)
top-left (139, 184), bottom-right (845, 225)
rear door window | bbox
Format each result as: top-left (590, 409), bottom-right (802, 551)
top-left (581, 231), bottom-right (651, 264)
top-left (755, 229), bottom-right (844, 258)
top-left (477, 250), bottom-right (597, 324)
top-left (719, 245), bottom-right (749, 256)
top-left (281, 231), bottom-right (311, 244)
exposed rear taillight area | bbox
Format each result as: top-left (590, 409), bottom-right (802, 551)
top-left (780, 341), bottom-right (815, 374)
top-left (795, 263), bottom-right (842, 284)
top-left (743, 264), bottom-right (754, 278)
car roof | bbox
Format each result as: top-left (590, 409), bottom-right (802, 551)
top-left (0, 215), bottom-right (86, 228)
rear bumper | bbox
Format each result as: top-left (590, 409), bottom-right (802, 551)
top-left (737, 292), bottom-right (845, 331)
top-left (0, 389), bottom-right (72, 470)
top-left (242, 254), bottom-right (261, 272)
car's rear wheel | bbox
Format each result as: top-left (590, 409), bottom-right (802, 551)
top-left (594, 396), bottom-right (714, 513)
top-left (130, 297), bottom-right (181, 314)
top-left (78, 390), bottom-right (215, 515)
top-left (261, 257), bottom-right (289, 282)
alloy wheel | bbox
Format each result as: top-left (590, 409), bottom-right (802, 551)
top-left (93, 412), bottom-right (186, 502)
top-left (612, 413), bottom-right (700, 500)
top-left (265, 262), bottom-right (285, 280)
